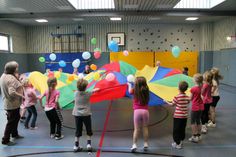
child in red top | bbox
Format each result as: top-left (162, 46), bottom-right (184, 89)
top-left (165, 81), bottom-right (190, 149)
top-left (127, 76), bottom-right (149, 152)
top-left (189, 73), bottom-right (203, 143)
top-left (201, 71), bottom-right (213, 133)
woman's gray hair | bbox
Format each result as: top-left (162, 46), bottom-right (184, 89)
top-left (4, 61), bottom-right (18, 74)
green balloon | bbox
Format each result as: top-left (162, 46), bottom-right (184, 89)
top-left (91, 38), bottom-right (97, 45)
top-left (39, 57), bottom-right (45, 63)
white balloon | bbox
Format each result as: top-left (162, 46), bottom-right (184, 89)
top-left (127, 74), bottom-right (135, 82)
top-left (78, 73), bottom-right (84, 79)
top-left (72, 59), bottom-right (80, 68)
top-left (49, 53), bottom-right (56, 61)
top-left (82, 51), bottom-right (91, 60)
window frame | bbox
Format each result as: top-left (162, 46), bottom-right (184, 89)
top-left (0, 33), bottom-right (11, 53)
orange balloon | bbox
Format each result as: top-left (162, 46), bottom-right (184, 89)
top-left (90, 64), bottom-right (97, 71)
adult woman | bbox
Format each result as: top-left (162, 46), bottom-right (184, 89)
top-left (0, 61), bottom-right (24, 145)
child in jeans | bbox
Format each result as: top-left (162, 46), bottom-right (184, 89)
top-left (208, 67), bottom-right (223, 127)
top-left (73, 79), bottom-right (99, 152)
top-left (39, 77), bottom-right (63, 140)
top-left (127, 76), bottom-right (150, 152)
top-left (189, 73), bottom-right (204, 143)
top-left (23, 79), bottom-right (38, 129)
top-left (201, 71), bottom-right (213, 133)
top-left (165, 81), bottom-right (190, 149)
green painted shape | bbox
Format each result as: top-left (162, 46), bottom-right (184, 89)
top-left (119, 61), bottom-right (137, 76)
top-left (152, 74), bottom-right (194, 87)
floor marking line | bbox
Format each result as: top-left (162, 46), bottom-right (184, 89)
top-left (96, 101), bottom-right (112, 157)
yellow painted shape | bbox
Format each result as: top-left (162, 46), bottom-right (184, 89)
top-left (155, 51), bottom-right (198, 76)
top-left (148, 83), bottom-right (190, 101)
top-left (29, 71), bottom-right (65, 94)
top-left (110, 52), bottom-right (154, 69)
top-left (135, 65), bottom-right (158, 82)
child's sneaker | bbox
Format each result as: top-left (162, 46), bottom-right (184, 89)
top-left (87, 144), bottom-right (92, 151)
top-left (131, 144), bottom-right (137, 152)
top-left (198, 135), bottom-right (202, 141)
top-left (188, 136), bottom-right (199, 143)
top-left (201, 125), bottom-right (207, 134)
top-left (172, 142), bottom-right (182, 149)
top-left (50, 134), bottom-right (55, 139)
top-left (143, 142), bottom-right (148, 151)
top-left (55, 135), bottom-right (64, 140)
top-left (30, 127), bottom-right (38, 130)
top-left (73, 145), bottom-right (82, 152)
top-left (207, 122), bottom-right (216, 128)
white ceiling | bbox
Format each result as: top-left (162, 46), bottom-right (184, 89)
top-left (0, 0), bottom-right (235, 25)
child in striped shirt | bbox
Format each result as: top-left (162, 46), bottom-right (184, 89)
top-left (165, 81), bottom-right (190, 149)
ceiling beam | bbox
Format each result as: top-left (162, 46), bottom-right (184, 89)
top-left (0, 10), bottom-right (236, 19)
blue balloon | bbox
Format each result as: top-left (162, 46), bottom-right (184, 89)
top-left (59, 60), bottom-right (66, 67)
top-left (108, 40), bottom-right (119, 52)
top-left (172, 46), bottom-right (181, 58)
top-left (49, 53), bottom-right (56, 61)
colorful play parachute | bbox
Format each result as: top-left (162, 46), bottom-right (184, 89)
top-left (28, 61), bottom-right (194, 109)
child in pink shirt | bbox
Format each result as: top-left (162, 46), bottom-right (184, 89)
top-left (127, 76), bottom-right (149, 152)
top-left (201, 71), bottom-right (213, 133)
top-left (189, 73), bottom-right (203, 143)
top-left (39, 77), bottom-right (63, 140)
top-left (23, 79), bottom-right (38, 129)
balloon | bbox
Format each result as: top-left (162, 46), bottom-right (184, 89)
top-left (123, 50), bottom-right (129, 56)
top-left (91, 38), bottom-right (97, 45)
top-left (105, 73), bottom-right (115, 81)
top-left (49, 53), bottom-right (56, 61)
top-left (39, 57), bottom-right (45, 63)
top-left (72, 59), bottom-right (80, 68)
top-left (54, 71), bottom-right (61, 79)
top-left (82, 51), bottom-right (91, 60)
top-left (90, 64), bottom-right (97, 71)
top-left (94, 51), bottom-right (101, 59)
top-left (172, 46), bottom-right (181, 58)
top-left (94, 72), bottom-right (100, 81)
top-left (66, 79), bottom-right (72, 84)
top-left (127, 74), bottom-right (135, 82)
top-left (108, 40), bottom-right (119, 52)
top-left (78, 73), bottom-right (84, 79)
top-left (59, 60), bottom-right (66, 67)
top-left (68, 75), bottom-right (74, 81)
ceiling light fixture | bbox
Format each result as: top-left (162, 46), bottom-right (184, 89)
top-left (148, 17), bottom-right (161, 20)
top-left (174, 0), bottom-right (226, 9)
top-left (67, 0), bottom-right (115, 9)
top-left (110, 17), bottom-right (122, 21)
top-left (35, 19), bottom-right (48, 23)
top-left (185, 17), bottom-right (198, 21)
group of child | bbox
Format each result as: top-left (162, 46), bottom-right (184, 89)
top-left (166, 67), bottom-right (222, 149)
top-left (19, 66), bottom-right (222, 152)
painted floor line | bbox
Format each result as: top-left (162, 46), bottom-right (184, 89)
top-left (2, 144), bottom-right (236, 150)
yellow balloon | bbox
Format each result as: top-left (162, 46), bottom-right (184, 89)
top-left (54, 71), bottom-right (61, 79)
top-left (94, 72), bottom-right (100, 81)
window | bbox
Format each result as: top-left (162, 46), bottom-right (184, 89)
top-left (0, 33), bottom-right (11, 52)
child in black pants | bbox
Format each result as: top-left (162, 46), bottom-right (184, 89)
top-left (72, 79), bottom-right (99, 152)
top-left (165, 81), bottom-right (190, 149)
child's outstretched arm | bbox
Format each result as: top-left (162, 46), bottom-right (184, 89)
top-left (127, 82), bottom-right (134, 94)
